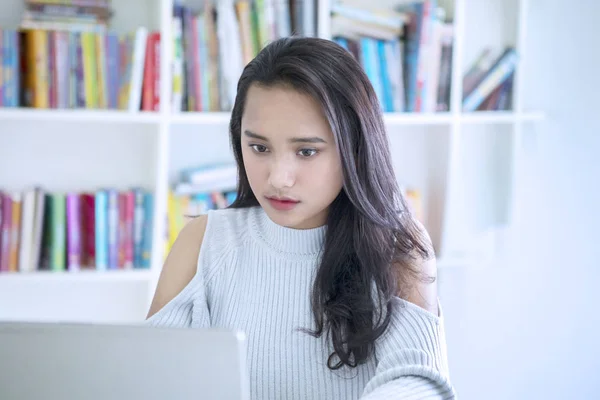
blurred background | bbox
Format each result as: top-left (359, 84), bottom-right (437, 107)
top-left (0, 0), bottom-right (597, 399)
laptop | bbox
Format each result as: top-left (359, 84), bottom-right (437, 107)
top-left (0, 321), bottom-right (250, 400)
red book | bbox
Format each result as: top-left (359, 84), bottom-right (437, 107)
top-left (118, 192), bottom-right (126, 268)
top-left (141, 32), bottom-right (159, 111)
top-left (80, 193), bottom-right (95, 269)
top-left (152, 33), bottom-right (160, 111)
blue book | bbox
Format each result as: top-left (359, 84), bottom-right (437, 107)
top-left (140, 192), bottom-right (153, 269)
top-left (334, 37), bottom-right (349, 51)
top-left (377, 40), bottom-right (394, 112)
top-left (95, 190), bottom-right (108, 271)
top-left (12, 31), bottom-right (19, 107)
top-left (192, 193), bottom-right (213, 213)
top-left (107, 33), bottom-right (120, 109)
top-left (3, 31), bottom-right (10, 106)
top-left (360, 38), bottom-right (384, 111)
top-left (225, 191), bottom-right (237, 206)
top-left (133, 189), bottom-right (145, 267)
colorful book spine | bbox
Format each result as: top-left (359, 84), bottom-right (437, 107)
top-left (66, 193), bottom-right (81, 271)
top-left (95, 190), bottom-right (107, 270)
top-left (106, 32), bottom-right (119, 109)
top-left (377, 39), bottom-right (393, 112)
top-left (81, 31), bottom-right (97, 108)
top-left (133, 189), bottom-right (144, 267)
top-left (0, 193), bottom-right (11, 272)
top-left (1, 30), bottom-right (5, 106)
top-left (463, 49), bottom-right (519, 111)
top-left (81, 193), bottom-right (95, 268)
top-left (74, 31), bottom-right (85, 107)
top-left (118, 192), bottom-right (126, 268)
top-left (9, 193), bottom-right (21, 272)
top-left (50, 193), bottom-right (66, 271)
top-left (124, 191), bottom-right (134, 269)
top-left (0, 188), bottom-right (153, 274)
top-left (414, 0), bottom-right (436, 112)
top-left (107, 189), bottom-right (119, 269)
top-left (140, 192), bottom-right (153, 269)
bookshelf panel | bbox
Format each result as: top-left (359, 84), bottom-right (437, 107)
top-left (169, 124), bottom-right (235, 185)
top-left (0, 279), bottom-right (150, 323)
top-left (0, 0), bottom-right (162, 33)
top-left (461, 0), bottom-right (519, 113)
top-left (462, 0), bottom-right (518, 73)
top-left (0, 109), bottom-right (161, 124)
top-left (0, 0), bottom-right (24, 30)
top-left (387, 124), bottom-right (450, 253)
top-left (442, 123), bottom-right (514, 261)
top-left (0, 269), bottom-right (153, 283)
top-left (110, 0), bottom-right (162, 34)
top-left (0, 123), bottom-right (158, 192)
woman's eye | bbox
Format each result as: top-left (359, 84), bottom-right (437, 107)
top-left (298, 149), bottom-right (318, 158)
top-left (250, 144), bottom-right (268, 153)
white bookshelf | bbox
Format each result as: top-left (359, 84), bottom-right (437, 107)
top-left (0, 109), bottom-right (162, 124)
top-left (0, 109), bottom-right (544, 125)
top-left (0, 0), bottom-right (543, 323)
top-left (0, 269), bottom-right (153, 283)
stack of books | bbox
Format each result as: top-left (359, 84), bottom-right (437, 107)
top-left (331, 1), bottom-right (455, 113)
top-left (462, 47), bottom-right (518, 112)
top-left (0, 0), bottom-right (159, 111)
top-left (0, 187), bottom-right (154, 274)
top-left (330, 1), bottom-right (518, 114)
top-left (20, 0), bottom-right (112, 32)
top-left (170, 0), bottom-right (316, 112)
top-left (166, 163), bottom-right (238, 255)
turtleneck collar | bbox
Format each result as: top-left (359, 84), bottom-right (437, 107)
top-left (248, 206), bottom-right (326, 259)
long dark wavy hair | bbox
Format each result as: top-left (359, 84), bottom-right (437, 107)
top-left (228, 37), bottom-right (433, 370)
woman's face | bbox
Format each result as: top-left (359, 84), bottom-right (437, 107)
top-left (240, 83), bottom-right (344, 229)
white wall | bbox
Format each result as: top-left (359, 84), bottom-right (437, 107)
top-left (440, 0), bottom-right (600, 398)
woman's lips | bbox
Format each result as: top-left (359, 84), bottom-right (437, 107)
top-left (266, 196), bottom-right (299, 211)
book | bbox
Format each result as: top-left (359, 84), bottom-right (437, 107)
top-left (0, 0), bottom-right (162, 111)
top-left (462, 47), bottom-right (518, 112)
top-left (0, 187), bottom-right (155, 274)
top-left (332, 1), bottom-right (454, 113)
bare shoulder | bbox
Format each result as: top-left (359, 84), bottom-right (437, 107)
top-left (402, 218), bottom-right (439, 316)
top-left (146, 214), bottom-right (208, 319)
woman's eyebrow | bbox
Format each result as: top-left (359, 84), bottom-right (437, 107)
top-left (244, 130), bottom-right (269, 141)
top-left (289, 136), bottom-right (327, 144)
top-left (244, 129), bottom-right (326, 144)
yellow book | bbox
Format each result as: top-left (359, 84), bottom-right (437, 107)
top-left (9, 194), bottom-right (21, 272)
top-left (81, 32), bottom-right (97, 108)
top-left (235, 1), bottom-right (255, 65)
top-left (405, 189), bottom-right (424, 223)
top-left (25, 30), bottom-right (49, 108)
top-left (167, 190), bottom-right (177, 254)
top-left (96, 33), bottom-right (107, 109)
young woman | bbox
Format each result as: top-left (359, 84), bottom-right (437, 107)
top-left (146, 37), bottom-right (456, 399)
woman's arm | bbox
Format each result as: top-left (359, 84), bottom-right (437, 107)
top-left (360, 221), bottom-right (456, 399)
top-left (145, 215), bottom-right (209, 327)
